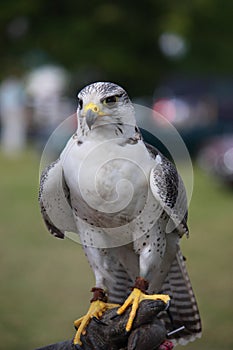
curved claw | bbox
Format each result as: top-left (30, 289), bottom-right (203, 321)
top-left (117, 288), bottom-right (170, 332)
top-left (73, 300), bottom-right (119, 346)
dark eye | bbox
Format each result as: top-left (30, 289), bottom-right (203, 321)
top-left (78, 98), bottom-right (83, 110)
top-left (103, 95), bottom-right (119, 106)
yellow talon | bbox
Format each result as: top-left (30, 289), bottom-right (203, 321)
top-left (117, 288), bottom-right (170, 332)
top-left (73, 300), bottom-right (119, 346)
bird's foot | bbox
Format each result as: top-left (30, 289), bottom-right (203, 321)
top-left (73, 287), bottom-right (119, 346)
top-left (117, 277), bottom-right (170, 332)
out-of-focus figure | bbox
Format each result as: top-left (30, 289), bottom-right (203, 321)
top-left (25, 65), bottom-right (73, 153)
top-left (0, 76), bottom-right (26, 156)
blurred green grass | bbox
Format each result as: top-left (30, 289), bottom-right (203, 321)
top-left (0, 150), bottom-right (232, 350)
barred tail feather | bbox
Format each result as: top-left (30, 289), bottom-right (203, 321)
top-left (107, 266), bottom-right (133, 305)
top-left (159, 249), bottom-right (202, 346)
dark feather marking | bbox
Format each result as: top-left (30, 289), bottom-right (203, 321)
top-left (116, 125), bottom-right (123, 134)
top-left (78, 82), bottom-right (130, 104)
top-left (146, 142), bottom-right (189, 235)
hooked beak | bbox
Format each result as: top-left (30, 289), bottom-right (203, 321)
top-left (83, 102), bottom-right (105, 130)
top-left (86, 109), bottom-right (98, 130)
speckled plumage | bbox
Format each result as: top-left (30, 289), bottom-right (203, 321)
top-left (39, 82), bottom-right (201, 346)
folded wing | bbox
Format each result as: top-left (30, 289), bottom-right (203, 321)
top-left (39, 158), bottom-right (77, 238)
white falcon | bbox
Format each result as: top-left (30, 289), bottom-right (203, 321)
top-left (39, 82), bottom-right (201, 347)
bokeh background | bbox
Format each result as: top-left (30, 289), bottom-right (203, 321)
top-left (1, 1), bottom-right (233, 350)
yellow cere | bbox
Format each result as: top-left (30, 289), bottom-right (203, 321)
top-left (84, 102), bottom-right (105, 116)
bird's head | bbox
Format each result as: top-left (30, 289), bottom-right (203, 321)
top-left (77, 82), bottom-right (136, 132)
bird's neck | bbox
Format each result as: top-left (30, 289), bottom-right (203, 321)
top-left (77, 122), bottom-right (141, 144)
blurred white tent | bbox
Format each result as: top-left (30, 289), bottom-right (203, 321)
top-left (25, 65), bottom-right (73, 151)
top-left (25, 65), bottom-right (70, 128)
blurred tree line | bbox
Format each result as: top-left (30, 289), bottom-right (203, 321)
top-left (1, 0), bottom-right (233, 96)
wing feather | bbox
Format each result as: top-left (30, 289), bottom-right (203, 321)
top-left (39, 158), bottom-right (77, 238)
top-left (147, 143), bottom-right (189, 236)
